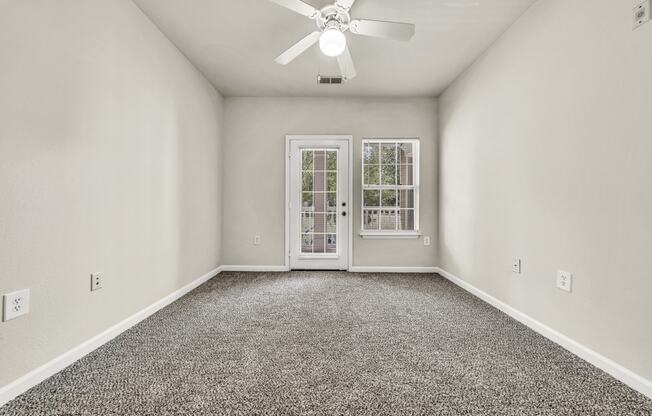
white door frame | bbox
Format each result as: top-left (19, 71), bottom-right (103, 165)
top-left (285, 135), bottom-right (353, 270)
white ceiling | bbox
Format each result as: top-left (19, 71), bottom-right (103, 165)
top-left (134, 0), bottom-right (536, 97)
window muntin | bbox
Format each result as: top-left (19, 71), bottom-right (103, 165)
top-left (362, 140), bottom-right (418, 233)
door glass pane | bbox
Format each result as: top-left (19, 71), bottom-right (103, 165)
top-left (327, 172), bottom-right (337, 192)
top-left (302, 151), bottom-right (314, 170)
top-left (326, 214), bottom-right (337, 233)
top-left (314, 151), bottom-right (326, 170)
top-left (302, 172), bottom-right (313, 192)
top-left (314, 171), bottom-right (325, 192)
top-left (302, 192), bottom-right (314, 210)
top-left (314, 213), bottom-right (326, 233)
top-left (326, 234), bottom-right (337, 254)
top-left (302, 212), bottom-right (314, 233)
top-left (313, 234), bottom-right (325, 253)
top-left (314, 192), bottom-right (326, 213)
top-left (301, 149), bottom-right (338, 254)
top-left (302, 234), bottom-right (313, 253)
top-left (327, 192), bottom-right (337, 212)
top-left (327, 151), bottom-right (337, 170)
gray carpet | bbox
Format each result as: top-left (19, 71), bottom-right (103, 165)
top-left (2, 272), bottom-right (651, 415)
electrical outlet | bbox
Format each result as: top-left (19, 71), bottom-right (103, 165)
top-left (3, 289), bottom-right (30, 322)
top-left (512, 258), bottom-right (522, 274)
top-left (423, 236), bottom-right (431, 246)
top-left (633, 1), bottom-right (650, 29)
top-left (91, 273), bottom-right (103, 292)
top-left (557, 270), bottom-right (572, 292)
top-left (253, 235), bottom-right (262, 246)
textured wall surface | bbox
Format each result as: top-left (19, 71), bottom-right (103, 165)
top-left (0, 0), bottom-right (224, 387)
top-left (439, 0), bottom-right (652, 380)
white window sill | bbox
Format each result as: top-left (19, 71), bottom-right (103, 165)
top-left (359, 231), bottom-right (422, 240)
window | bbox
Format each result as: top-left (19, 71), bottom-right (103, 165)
top-left (361, 139), bottom-right (419, 237)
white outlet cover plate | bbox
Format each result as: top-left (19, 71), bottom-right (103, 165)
top-left (91, 273), bottom-right (103, 291)
top-left (423, 236), bottom-right (431, 246)
top-left (3, 289), bottom-right (30, 321)
top-left (557, 270), bottom-right (572, 292)
top-left (512, 258), bottom-right (522, 274)
top-left (633, 1), bottom-right (650, 29)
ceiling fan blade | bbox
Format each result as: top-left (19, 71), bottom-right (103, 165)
top-left (335, 0), bottom-right (357, 10)
top-left (349, 19), bottom-right (415, 41)
top-left (275, 31), bottom-right (322, 65)
top-left (268, 0), bottom-right (320, 19)
top-left (337, 46), bottom-right (357, 80)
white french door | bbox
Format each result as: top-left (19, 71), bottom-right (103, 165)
top-left (287, 136), bottom-right (350, 270)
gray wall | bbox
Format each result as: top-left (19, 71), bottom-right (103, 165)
top-left (0, 0), bottom-right (224, 386)
top-left (222, 97), bottom-right (438, 268)
top-left (439, 0), bottom-right (652, 380)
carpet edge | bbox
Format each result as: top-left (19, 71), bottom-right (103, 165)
top-left (436, 267), bottom-right (652, 400)
top-left (0, 266), bottom-right (223, 407)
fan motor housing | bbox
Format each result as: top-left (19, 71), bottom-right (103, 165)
top-left (316, 5), bottom-right (351, 32)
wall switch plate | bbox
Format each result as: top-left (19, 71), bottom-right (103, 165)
top-left (91, 273), bottom-right (103, 291)
top-left (557, 270), bottom-right (572, 292)
top-left (633, 1), bottom-right (650, 29)
top-left (3, 289), bottom-right (30, 322)
top-left (423, 236), bottom-right (431, 246)
top-left (253, 235), bottom-right (262, 246)
top-left (512, 258), bottom-right (522, 274)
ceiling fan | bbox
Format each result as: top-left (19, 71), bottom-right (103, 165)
top-left (269, 0), bottom-right (416, 81)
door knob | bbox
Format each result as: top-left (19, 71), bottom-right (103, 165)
top-left (342, 212), bottom-right (347, 217)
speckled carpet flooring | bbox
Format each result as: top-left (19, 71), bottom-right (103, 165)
top-left (2, 271), bottom-right (651, 415)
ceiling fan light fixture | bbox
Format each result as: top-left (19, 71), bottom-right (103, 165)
top-left (319, 29), bottom-right (346, 57)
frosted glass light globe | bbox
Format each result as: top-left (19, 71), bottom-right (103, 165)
top-left (319, 29), bottom-right (346, 57)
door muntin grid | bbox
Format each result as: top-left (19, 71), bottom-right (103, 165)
top-left (300, 149), bottom-right (338, 255)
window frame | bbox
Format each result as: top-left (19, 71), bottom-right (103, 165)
top-left (360, 138), bottom-right (420, 239)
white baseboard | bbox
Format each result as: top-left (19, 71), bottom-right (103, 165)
top-left (349, 266), bottom-right (438, 273)
top-left (223, 266), bottom-right (438, 274)
top-left (436, 267), bottom-right (652, 400)
top-left (5, 265), bottom-right (649, 406)
top-left (221, 265), bottom-right (290, 272)
top-left (0, 266), bottom-right (223, 407)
